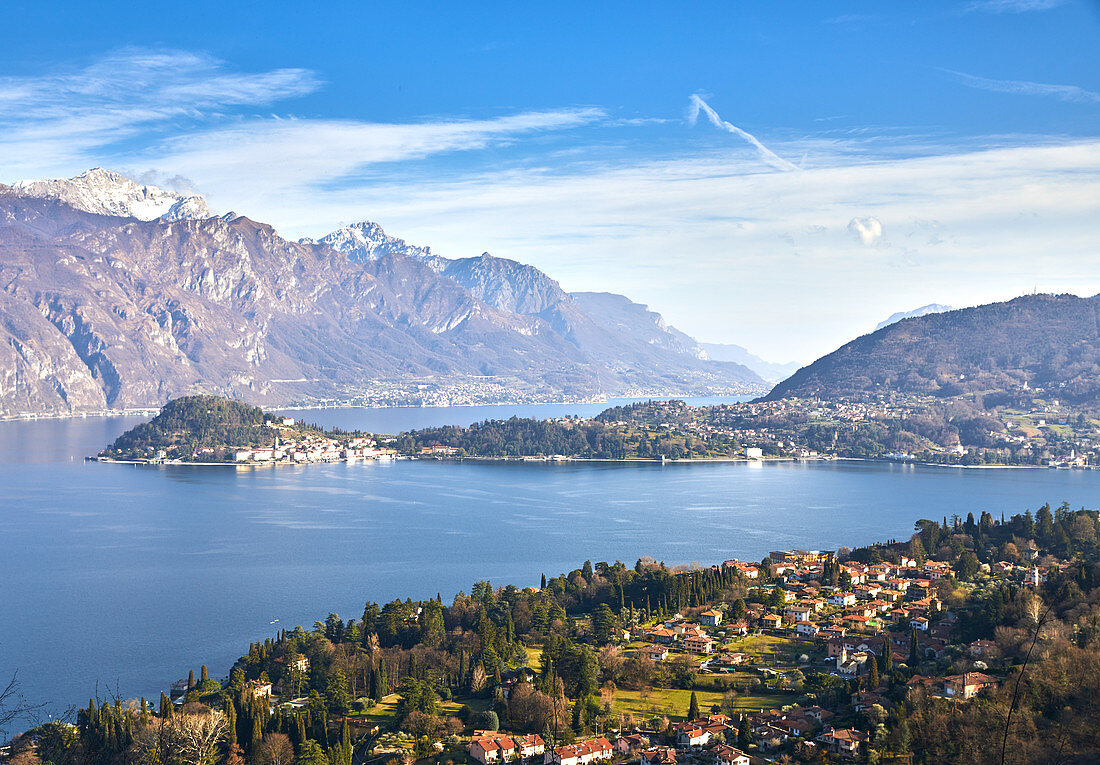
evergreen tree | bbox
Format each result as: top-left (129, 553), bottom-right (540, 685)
top-left (327, 667), bottom-right (351, 715)
top-left (592, 603), bottom-right (615, 645)
top-left (688, 691), bottom-right (700, 720)
top-left (297, 739), bottom-right (329, 765)
top-left (738, 717), bottom-right (752, 747)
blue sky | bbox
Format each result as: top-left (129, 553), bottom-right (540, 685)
top-left (4, 0), bottom-right (1100, 361)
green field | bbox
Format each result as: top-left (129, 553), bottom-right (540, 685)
top-left (348, 694), bottom-right (479, 727)
top-left (723, 633), bottom-right (818, 664)
top-left (608, 686), bottom-right (789, 723)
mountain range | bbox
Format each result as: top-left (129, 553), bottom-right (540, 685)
top-left (764, 293), bottom-right (1100, 405)
top-left (0, 169), bottom-right (764, 417)
top-left (698, 343), bottom-right (800, 383)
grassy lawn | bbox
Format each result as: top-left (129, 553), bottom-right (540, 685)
top-left (609, 686), bottom-right (790, 722)
top-left (723, 633), bottom-right (815, 664)
top-left (525, 643), bottom-right (543, 672)
top-left (348, 694), bottom-right (476, 727)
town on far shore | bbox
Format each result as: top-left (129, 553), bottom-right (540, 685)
top-left (94, 394), bottom-right (1100, 470)
top-left (7, 502), bottom-right (1095, 764)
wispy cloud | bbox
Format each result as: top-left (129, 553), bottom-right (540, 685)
top-left (687, 94), bottom-right (798, 171)
top-left (0, 48), bottom-right (603, 185)
top-left (0, 48), bottom-right (322, 177)
top-left (964, 0), bottom-right (1068, 12)
top-left (146, 108), bottom-right (606, 207)
top-left (2, 48), bottom-right (1099, 361)
top-left (295, 139), bottom-right (1100, 360)
top-left (943, 68), bottom-right (1100, 103)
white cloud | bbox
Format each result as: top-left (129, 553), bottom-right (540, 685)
top-left (964, 0), bottom-right (1067, 12)
top-left (147, 108), bottom-right (606, 208)
top-left (848, 217), bottom-right (884, 246)
top-left (0, 48), bottom-right (322, 178)
top-left (2, 49), bottom-right (1099, 362)
top-left (276, 139), bottom-right (1100, 361)
top-left (687, 94), bottom-right (798, 171)
top-left (944, 69), bottom-right (1100, 103)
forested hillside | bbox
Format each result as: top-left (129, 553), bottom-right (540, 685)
top-left (106, 396), bottom-right (279, 458)
top-left (765, 294), bottom-right (1100, 406)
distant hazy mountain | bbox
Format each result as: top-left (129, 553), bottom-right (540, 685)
top-left (764, 294), bottom-right (1100, 404)
top-left (0, 171), bottom-right (763, 416)
top-left (874, 303), bottom-right (953, 331)
top-left (13, 168), bottom-right (212, 222)
top-left (699, 342), bottom-right (801, 383)
top-left (315, 221), bottom-right (745, 370)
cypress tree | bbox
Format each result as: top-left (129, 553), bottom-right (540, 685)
top-left (188, 669), bottom-right (195, 690)
top-left (251, 700), bottom-right (264, 753)
top-left (225, 699), bottom-right (237, 746)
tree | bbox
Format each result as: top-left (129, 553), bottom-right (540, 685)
top-left (0, 672), bottom-right (43, 739)
top-left (592, 604), bottom-right (615, 646)
top-left (868, 657), bottom-right (880, 690)
top-left (295, 739), bottom-right (328, 765)
top-left (687, 691), bottom-right (700, 720)
top-left (256, 733), bottom-right (295, 765)
top-left (474, 710), bottom-right (499, 732)
top-left (326, 668), bottom-right (350, 715)
top-left (956, 551), bottom-right (980, 581)
top-left (738, 717), bottom-right (752, 747)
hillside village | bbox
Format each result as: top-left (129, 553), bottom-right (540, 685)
top-left (7, 502), bottom-right (1098, 764)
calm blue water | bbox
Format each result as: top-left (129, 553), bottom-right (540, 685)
top-left (1, 401), bottom-right (1098, 730)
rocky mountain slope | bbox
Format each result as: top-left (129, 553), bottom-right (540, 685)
top-left (0, 171), bottom-right (762, 416)
top-left (764, 294), bottom-right (1100, 404)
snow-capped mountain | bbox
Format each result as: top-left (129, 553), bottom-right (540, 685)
top-left (0, 172), bottom-right (765, 416)
top-left (12, 168), bottom-right (212, 222)
top-left (307, 221), bottom-right (446, 270)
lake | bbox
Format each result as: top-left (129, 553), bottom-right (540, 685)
top-left (1, 399), bottom-right (1098, 729)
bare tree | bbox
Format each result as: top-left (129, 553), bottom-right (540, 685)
top-left (133, 708), bottom-right (226, 765)
top-left (0, 672), bottom-right (44, 738)
top-left (256, 732), bottom-right (295, 765)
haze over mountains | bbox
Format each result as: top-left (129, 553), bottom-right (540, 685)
top-left (0, 170), bottom-right (763, 417)
top-left (874, 303), bottom-right (954, 331)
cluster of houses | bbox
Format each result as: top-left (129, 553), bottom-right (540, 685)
top-left (471, 724), bottom-right (754, 765)
top-left (233, 423), bottom-right (397, 464)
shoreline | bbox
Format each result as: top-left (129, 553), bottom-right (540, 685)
top-left (92, 454), bottom-right (1064, 470)
top-left (1, 391), bottom-right (761, 424)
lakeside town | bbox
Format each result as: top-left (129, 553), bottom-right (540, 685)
top-left (94, 394), bottom-right (1100, 469)
top-left (5, 502), bottom-right (1096, 764)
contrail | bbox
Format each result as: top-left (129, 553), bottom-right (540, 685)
top-left (688, 94), bottom-right (798, 171)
